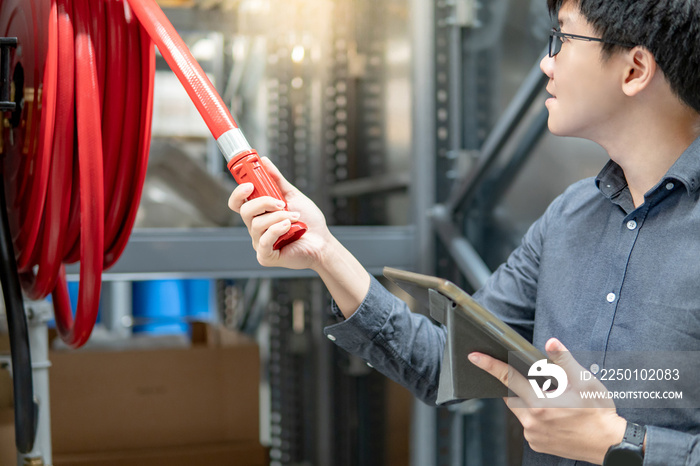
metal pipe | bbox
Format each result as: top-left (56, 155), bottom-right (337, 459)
top-left (100, 281), bottom-right (133, 339)
top-left (430, 204), bottom-right (491, 290)
top-left (311, 279), bottom-right (333, 466)
top-left (17, 301), bottom-right (53, 466)
top-left (445, 53), bottom-right (548, 214)
top-left (482, 107), bottom-right (550, 212)
top-left (410, 0), bottom-right (437, 276)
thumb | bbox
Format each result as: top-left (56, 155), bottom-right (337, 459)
top-left (261, 156), bottom-right (297, 198)
top-left (545, 338), bottom-right (581, 374)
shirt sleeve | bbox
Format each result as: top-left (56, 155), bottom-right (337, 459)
top-left (323, 274), bottom-right (446, 405)
top-left (643, 425), bottom-right (700, 466)
top-left (321, 196), bottom-right (559, 406)
top-left (320, 186), bottom-right (566, 406)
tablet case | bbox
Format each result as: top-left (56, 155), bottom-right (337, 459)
top-left (383, 267), bottom-right (545, 405)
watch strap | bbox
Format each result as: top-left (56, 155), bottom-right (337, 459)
top-left (603, 421), bottom-right (646, 466)
top-left (624, 422), bottom-right (646, 449)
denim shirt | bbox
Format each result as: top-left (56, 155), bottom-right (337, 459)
top-left (324, 136), bottom-right (700, 466)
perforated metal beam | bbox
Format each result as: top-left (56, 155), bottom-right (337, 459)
top-left (66, 226), bottom-right (417, 280)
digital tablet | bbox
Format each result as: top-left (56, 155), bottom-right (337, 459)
top-left (383, 267), bottom-right (546, 403)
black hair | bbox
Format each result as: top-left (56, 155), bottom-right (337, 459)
top-left (547, 0), bottom-right (700, 113)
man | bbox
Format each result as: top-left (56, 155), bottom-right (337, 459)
top-left (229, 0), bottom-right (700, 464)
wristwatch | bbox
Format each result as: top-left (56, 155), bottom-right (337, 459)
top-left (603, 421), bottom-right (645, 466)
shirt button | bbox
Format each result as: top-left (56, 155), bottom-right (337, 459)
top-left (606, 292), bottom-right (616, 303)
top-left (666, 182), bottom-right (674, 190)
top-left (626, 220), bottom-right (637, 230)
top-left (327, 334), bottom-right (336, 342)
top-left (590, 364), bottom-right (600, 374)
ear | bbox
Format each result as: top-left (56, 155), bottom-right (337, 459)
top-left (621, 47), bottom-right (657, 97)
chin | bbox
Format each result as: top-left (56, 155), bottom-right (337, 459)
top-left (546, 114), bottom-right (579, 138)
top-left (545, 101), bottom-right (570, 136)
top-left (546, 118), bottom-right (566, 137)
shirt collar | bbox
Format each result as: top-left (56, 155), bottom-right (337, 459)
top-left (596, 134), bottom-right (700, 198)
top-left (664, 134), bottom-right (700, 194)
top-left (595, 160), bottom-right (627, 200)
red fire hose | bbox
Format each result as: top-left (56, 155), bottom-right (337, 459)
top-left (126, 0), bottom-right (238, 139)
top-left (0, 0), bottom-right (251, 348)
top-left (1, 0), bottom-right (155, 347)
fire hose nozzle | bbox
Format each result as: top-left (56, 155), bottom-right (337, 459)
top-left (226, 148), bottom-right (307, 250)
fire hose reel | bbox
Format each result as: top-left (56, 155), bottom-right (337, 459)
top-left (0, 0), bottom-right (305, 350)
top-left (2, 0), bottom-right (307, 455)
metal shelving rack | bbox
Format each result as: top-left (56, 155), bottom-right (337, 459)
top-left (21, 0), bottom-right (567, 464)
top-left (65, 4), bottom-right (417, 462)
top-left (123, 2), bottom-right (416, 466)
top-left (65, 1), bottom-right (541, 465)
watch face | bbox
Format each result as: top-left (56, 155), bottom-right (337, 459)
top-left (605, 448), bottom-right (644, 466)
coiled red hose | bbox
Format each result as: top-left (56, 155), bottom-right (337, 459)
top-left (1, 0), bottom-right (240, 348)
top-left (1, 0), bottom-right (153, 348)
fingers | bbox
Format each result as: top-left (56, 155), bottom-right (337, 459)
top-left (468, 352), bottom-right (534, 401)
top-left (237, 196), bottom-right (286, 228)
top-left (228, 183), bottom-right (254, 213)
top-left (256, 219), bottom-right (292, 263)
top-left (234, 193), bottom-right (299, 253)
top-left (504, 395), bottom-right (528, 411)
top-left (249, 210), bottom-right (298, 246)
top-left (229, 159), bottom-right (305, 220)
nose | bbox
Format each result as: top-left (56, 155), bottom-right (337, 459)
top-left (540, 53), bottom-right (554, 79)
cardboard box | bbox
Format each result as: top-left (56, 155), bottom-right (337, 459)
top-left (0, 409), bottom-right (15, 466)
top-left (386, 379), bottom-right (412, 466)
top-left (0, 332), bottom-right (9, 354)
top-left (0, 363), bottom-right (12, 410)
top-left (0, 326), bottom-right (411, 466)
top-left (190, 322), bottom-right (257, 348)
top-left (52, 441), bottom-right (266, 466)
top-left (0, 331), bottom-right (11, 410)
top-left (49, 340), bottom-right (262, 458)
top-left (0, 332), bottom-right (15, 466)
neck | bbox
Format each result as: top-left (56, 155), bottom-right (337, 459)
top-left (597, 105), bottom-right (700, 208)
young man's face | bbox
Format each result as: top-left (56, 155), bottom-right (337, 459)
top-left (540, 1), bottom-right (628, 141)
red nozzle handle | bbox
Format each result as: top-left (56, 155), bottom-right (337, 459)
top-left (227, 150), bottom-right (307, 250)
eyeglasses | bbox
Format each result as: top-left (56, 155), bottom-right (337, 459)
top-left (548, 28), bottom-right (636, 57)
